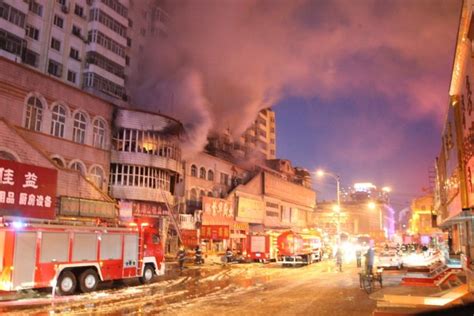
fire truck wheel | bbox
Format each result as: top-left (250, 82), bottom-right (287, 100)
top-left (57, 270), bottom-right (77, 295)
top-left (79, 269), bottom-right (99, 293)
top-left (139, 265), bottom-right (155, 284)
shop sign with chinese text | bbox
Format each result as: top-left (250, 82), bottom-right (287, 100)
top-left (200, 225), bottom-right (230, 240)
top-left (181, 229), bottom-right (198, 247)
top-left (0, 159), bottom-right (57, 219)
top-left (131, 201), bottom-right (168, 217)
top-left (202, 196), bottom-right (234, 225)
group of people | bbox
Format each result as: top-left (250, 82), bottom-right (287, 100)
top-left (336, 245), bottom-right (374, 274)
top-left (176, 245), bottom-right (205, 270)
top-left (176, 246), bottom-right (236, 270)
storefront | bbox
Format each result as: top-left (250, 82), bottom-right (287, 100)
top-left (200, 196), bottom-right (234, 254)
top-left (231, 222), bottom-right (249, 253)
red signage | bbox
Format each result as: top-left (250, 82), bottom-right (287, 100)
top-left (0, 159), bottom-right (57, 219)
top-left (181, 229), bottom-right (198, 247)
top-left (202, 196), bottom-right (234, 225)
top-left (200, 225), bottom-right (230, 240)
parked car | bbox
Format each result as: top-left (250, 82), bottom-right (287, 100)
top-left (376, 250), bottom-right (403, 269)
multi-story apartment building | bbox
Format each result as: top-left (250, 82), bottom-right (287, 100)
top-left (0, 0), bottom-right (149, 103)
top-left (238, 108), bottom-right (277, 160)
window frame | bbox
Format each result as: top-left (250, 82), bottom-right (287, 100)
top-left (72, 111), bottom-right (87, 144)
top-left (24, 96), bottom-right (43, 131)
top-left (50, 104), bottom-right (66, 137)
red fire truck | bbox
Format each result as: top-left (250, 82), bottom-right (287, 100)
top-left (0, 218), bottom-right (165, 295)
top-left (243, 234), bottom-right (270, 263)
top-left (277, 230), bottom-right (322, 266)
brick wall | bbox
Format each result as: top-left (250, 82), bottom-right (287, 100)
top-left (0, 120), bottom-right (112, 202)
top-left (0, 57), bottom-right (113, 192)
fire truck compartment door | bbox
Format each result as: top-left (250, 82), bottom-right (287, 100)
top-left (123, 234), bottom-right (138, 268)
top-left (12, 232), bottom-right (37, 289)
top-left (251, 236), bottom-right (266, 253)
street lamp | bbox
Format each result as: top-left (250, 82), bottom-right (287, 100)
top-left (316, 169), bottom-right (341, 241)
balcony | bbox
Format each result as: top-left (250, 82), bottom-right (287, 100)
top-left (109, 184), bottom-right (174, 204)
top-left (111, 150), bottom-right (182, 174)
top-left (179, 214), bottom-right (196, 230)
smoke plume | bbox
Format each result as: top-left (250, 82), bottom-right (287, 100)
top-left (130, 0), bottom-right (459, 157)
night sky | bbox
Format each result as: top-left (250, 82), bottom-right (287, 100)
top-left (273, 1), bottom-right (461, 209)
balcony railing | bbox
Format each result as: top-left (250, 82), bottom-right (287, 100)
top-left (179, 214), bottom-right (196, 230)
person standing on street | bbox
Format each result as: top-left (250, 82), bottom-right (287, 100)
top-left (335, 247), bottom-right (343, 272)
top-left (177, 246), bottom-right (186, 270)
top-left (365, 246), bottom-right (375, 275)
top-left (356, 247), bottom-right (362, 268)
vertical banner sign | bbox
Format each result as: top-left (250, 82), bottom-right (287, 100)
top-left (0, 159), bottom-right (57, 219)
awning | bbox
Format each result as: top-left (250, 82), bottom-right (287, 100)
top-left (249, 223), bottom-right (265, 233)
top-left (230, 233), bottom-right (247, 239)
top-left (439, 209), bottom-right (474, 228)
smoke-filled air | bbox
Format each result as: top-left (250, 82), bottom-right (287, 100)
top-left (130, 0), bottom-right (458, 157)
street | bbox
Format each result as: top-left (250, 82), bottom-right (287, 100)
top-left (0, 259), bottom-right (383, 315)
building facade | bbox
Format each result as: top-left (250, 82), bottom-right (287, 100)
top-left (314, 201), bottom-right (395, 241)
top-left (0, 56), bottom-right (115, 219)
top-left (0, 0), bottom-right (172, 104)
top-left (433, 0), bottom-right (474, 290)
top-left (239, 108), bottom-right (277, 160)
top-left (181, 152), bottom-right (317, 255)
top-left (0, 56), bottom-right (186, 255)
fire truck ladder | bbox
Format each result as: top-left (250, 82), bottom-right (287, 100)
top-left (159, 188), bottom-right (183, 244)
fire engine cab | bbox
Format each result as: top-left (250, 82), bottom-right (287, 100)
top-left (0, 217), bottom-right (165, 295)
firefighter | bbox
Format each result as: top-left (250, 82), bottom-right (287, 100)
top-left (225, 247), bottom-right (233, 264)
top-left (195, 245), bottom-right (203, 265)
top-left (177, 246), bottom-right (187, 270)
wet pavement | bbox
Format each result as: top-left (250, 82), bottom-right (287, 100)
top-left (0, 259), bottom-right (386, 315)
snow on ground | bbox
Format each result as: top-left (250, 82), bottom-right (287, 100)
top-left (0, 260), bottom-right (381, 315)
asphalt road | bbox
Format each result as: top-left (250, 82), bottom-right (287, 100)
top-left (0, 259), bottom-right (378, 315)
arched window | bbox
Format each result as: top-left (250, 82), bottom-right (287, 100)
top-left (207, 170), bottom-right (214, 181)
top-left (73, 112), bottom-right (87, 144)
top-left (190, 164), bottom-right (197, 177)
top-left (92, 119), bottom-right (106, 149)
top-left (70, 161), bottom-right (86, 175)
top-left (89, 165), bottom-right (105, 189)
top-left (24, 96), bottom-right (43, 131)
top-left (190, 188), bottom-right (198, 206)
top-left (199, 167), bottom-right (206, 179)
top-left (51, 156), bottom-right (65, 167)
top-left (207, 191), bottom-right (213, 197)
top-left (0, 150), bottom-right (18, 161)
top-left (50, 104), bottom-right (66, 137)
